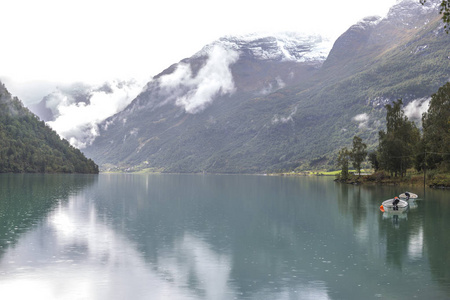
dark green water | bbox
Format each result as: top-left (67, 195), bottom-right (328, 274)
top-left (0, 173), bottom-right (449, 299)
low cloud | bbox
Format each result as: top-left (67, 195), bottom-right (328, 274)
top-left (352, 113), bottom-right (370, 129)
top-left (158, 45), bottom-right (239, 114)
top-left (258, 76), bottom-right (286, 96)
top-left (46, 80), bottom-right (143, 148)
top-left (404, 97), bottom-right (430, 122)
top-left (272, 107), bottom-right (297, 124)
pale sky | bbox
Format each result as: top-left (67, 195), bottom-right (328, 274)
top-left (0, 0), bottom-right (399, 103)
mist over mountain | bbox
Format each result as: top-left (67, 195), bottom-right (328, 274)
top-left (72, 0), bottom-right (450, 172)
top-left (80, 32), bottom-right (330, 172)
top-left (0, 82), bottom-right (98, 173)
top-left (30, 80), bottom-right (143, 149)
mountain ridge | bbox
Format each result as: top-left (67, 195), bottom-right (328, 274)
top-left (60, 0), bottom-right (450, 172)
top-left (0, 82), bottom-right (99, 173)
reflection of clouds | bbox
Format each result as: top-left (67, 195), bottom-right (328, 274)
top-left (408, 227), bottom-right (423, 260)
top-left (0, 194), bottom-right (234, 300)
top-left (268, 283), bottom-right (331, 300)
top-left (0, 190), bottom-right (332, 300)
top-left (159, 233), bottom-right (234, 299)
top-left (354, 223), bottom-right (369, 244)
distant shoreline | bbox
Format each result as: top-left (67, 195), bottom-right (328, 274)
top-left (333, 173), bottom-right (450, 189)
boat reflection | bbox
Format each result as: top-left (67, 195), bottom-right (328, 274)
top-left (382, 210), bottom-right (408, 228)
top-left (408, 199), bottom-right (418, 210)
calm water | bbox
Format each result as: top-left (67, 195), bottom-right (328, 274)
top-left (0, 174), bottom-right (449, 300)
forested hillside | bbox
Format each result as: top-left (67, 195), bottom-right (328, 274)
top-left (0, 82), bottom-right (98, 173)
top-left (336, 82), bottom-right (450, 187)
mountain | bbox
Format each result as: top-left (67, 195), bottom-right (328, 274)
top-left (29, 80), bottom-right (143, 149)
top-left (82, 33), bottom-right (330, 172)
top-left (82, 0), bottom-right (450, 173)
top-left (0, 82), bottom-right (99, 173)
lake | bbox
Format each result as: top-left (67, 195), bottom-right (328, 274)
top-left (0, 173), bottom-right (449, 299)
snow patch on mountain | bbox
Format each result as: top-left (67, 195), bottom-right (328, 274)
top-left (132, 33), bottom-right (332, 117)
top-left (144, 33), bottom-right (332, 114)
top-left (386, 0), bottom-right (440, 25)
top-left (351, 16), bottom-right (383, 30)
top-left (195, 32), bottom-right (332, 63)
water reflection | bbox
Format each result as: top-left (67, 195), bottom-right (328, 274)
top-left (0, 191), bottom-right (235, 299)
top-left (0, 174), bottom-right (97, 257)
top-left (408, 226), bottom-right (424, 261)
top-left (382, 211), bottom-right (408, 227)
top-left (0, 188), bottom-right (331, 300)
top-left (0, 174), bottom-right (449, 299)
top-left (91, 174), bottom-right (334, 299)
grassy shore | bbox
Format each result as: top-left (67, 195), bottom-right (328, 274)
top-left (335, 171), bottom-right (450, 189)
top-left (272, 169), bottom-right (450, 188)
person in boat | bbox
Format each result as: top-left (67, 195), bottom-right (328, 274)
top-left (393, 196), bottom-right (400, 210)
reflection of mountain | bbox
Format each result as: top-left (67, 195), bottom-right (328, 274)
top-left (422, 193), bottom-right (450, 294)
top-left (0, 192), bottom-right (331, 300)
top-left (1, 175), bottom-right (448, 299)
top-left (0, 174), bottom-right (97, 258)
top-left (90, 175), bottom-right (448, 299)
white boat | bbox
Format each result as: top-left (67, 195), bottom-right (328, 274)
top-left (399, 192), bottom-right (418, 199)
top-left (381, 198), bottom-right (409, 212)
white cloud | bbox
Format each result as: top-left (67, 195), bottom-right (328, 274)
top-left (404, 97), bottom-right (430, 121)
top-left (46, 80), bottom-right (143, 148)
top-left (0, 0), bottom-right (397, 104)
top-left (353, 113), bottom-right (369, 122)
top-left (272, 107), bottom-right (298, 124)
top-left (45, 90), bottom-right (72, 116)
top-left (352, 113), bottom-right (370, 129)
top-left (159, 45), bottom-right (239, 114)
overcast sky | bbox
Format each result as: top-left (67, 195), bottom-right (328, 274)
top-left (1, 0), bottom-right (399, 103)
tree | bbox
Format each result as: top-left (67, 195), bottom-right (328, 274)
top-left (422, 82), bottom-right (450, 170)
top-left (337, 147), bottom-right (351, 180)
top-left (368, 151), bottom-right (380, 171)
top-left (350, 135), bottom-right (367, 176)
top-left (377, 99), bottom-right (420, 177)
top-left (421, 0), bottom-right (450, 33)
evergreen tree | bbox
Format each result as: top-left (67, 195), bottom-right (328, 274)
top-left (368, 151), bottom-right (379, 171)
top-left (337, 147), bottom-right (351, 180)
top-left (422, 82), bottom-right (450, 171)
top-left (377, 99), bottom-right (420, 177)
top-left (350, 135), bottom-right (367, 176)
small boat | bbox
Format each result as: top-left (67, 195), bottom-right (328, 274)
top-left (381, 198), bottom-right (409, 212)
top-left (399, 192), bottom-right (418, 199)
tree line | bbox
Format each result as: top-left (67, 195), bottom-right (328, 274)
top-left (337, 82), bottom-right (450, 180)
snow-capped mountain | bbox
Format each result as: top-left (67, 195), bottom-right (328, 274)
top-left (196, 33), bottom-right (332, 63)
top-left (106, 32), bottom-right (328, 128)
top-left (80, 0), bottom-right (450, 173)
top-left (32, 33), bottom-right (329, 150)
